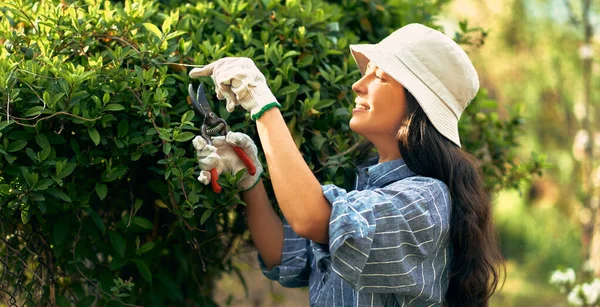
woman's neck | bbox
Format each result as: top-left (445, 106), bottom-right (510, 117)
top-left (372, 139), bottom-right (402, 163)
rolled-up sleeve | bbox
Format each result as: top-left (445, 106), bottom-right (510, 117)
top-left (259, 219), bottom-right (311, 287)
top-left (322, 182), bottom-right (447, 292)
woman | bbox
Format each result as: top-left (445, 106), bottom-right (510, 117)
top-left (190, 23), bottom-right (504, 306)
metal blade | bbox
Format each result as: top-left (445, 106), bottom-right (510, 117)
top-left (188, 83), bottom-right (212, 117)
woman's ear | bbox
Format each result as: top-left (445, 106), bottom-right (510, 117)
top-left (395, 122), bottom-right (409, 141)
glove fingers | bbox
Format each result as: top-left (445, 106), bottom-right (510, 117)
top-left (193, 136), bottom-right (209, 152)
top-left (195, 142), bottom-right (216, 157)
top-left (197, 151), bottom-right (220, 170)
top-left (189, 60), bottom-right (223, 78)
top-left (226, 132), bottom-right (257, 156)
top-left (226, 100), bottom-right (237, 113)
top-left (215, 87), bottom-right (225, 100)
top-left (210, 136), bottom-right (226, 147)
top-left (197, 170), bottom-right (211, 185)
top-left (216, 83), bottom-right (239, 109)
top-left (189, 66), bottom-right (214, 78)
top-left (214, 70), bottom-right (251, 98)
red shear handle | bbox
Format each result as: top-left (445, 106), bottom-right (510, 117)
top-left (210, 168), bottom-right (222, 193)
top-left (232, 146), bottom-right (256, 175)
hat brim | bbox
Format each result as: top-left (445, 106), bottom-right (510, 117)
top-left (350, 44), bottom-right (461, 148)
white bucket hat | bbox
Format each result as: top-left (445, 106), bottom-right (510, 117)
top-left (349, 23), bottom-right (479, 148)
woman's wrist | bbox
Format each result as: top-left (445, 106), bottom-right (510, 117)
top-left (241, 178), bottom-right (264, 198)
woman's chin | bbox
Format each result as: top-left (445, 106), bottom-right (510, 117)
top-left (349, 119), bottom-right (364, 135)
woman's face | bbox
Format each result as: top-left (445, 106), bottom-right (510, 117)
top-left (349, 61), bottom-right (407, 141)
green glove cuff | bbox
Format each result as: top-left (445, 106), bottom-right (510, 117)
top-left (240, 171), bottom-right (263, 192)
top-left (251, 102), bottom-right (282, 121)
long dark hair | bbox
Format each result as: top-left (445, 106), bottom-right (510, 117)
top-left (396, 89), bottom-right (504, 306)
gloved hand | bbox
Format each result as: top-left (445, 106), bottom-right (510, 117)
top-left (189, 57), bottom-right (281, 120)
top-left (193, 131), bottom-right (263, 191)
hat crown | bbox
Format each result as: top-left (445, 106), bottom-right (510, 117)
top-left (380, 24), bottom-right (479, 111)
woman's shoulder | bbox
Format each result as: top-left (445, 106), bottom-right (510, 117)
top-left (386, 175), bottom-right (450, 199)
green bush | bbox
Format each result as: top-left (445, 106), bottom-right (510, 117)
top-left (0, 0), bottom-right (543, 305)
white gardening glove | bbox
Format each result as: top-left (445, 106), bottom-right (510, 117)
top-left (193, 131), bottom-right (263, 191)
top-left (189, 57), bottom-right (281, 120)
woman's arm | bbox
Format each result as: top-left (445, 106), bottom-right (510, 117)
top-left (241, 179), bottom-right (283, 269)
top-left (188, 58), bottom-right (331, 242)
top-left (255, 108), bottom-right (331, 243)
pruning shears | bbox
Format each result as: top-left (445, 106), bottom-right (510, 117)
top-left (188, 83), bottom-right (257, 193)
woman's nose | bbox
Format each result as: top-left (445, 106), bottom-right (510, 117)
top-left (352, 76), bottom-right (367, 95)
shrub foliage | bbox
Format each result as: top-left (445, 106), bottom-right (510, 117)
top-left (0, 0), bottom-right (543, 305)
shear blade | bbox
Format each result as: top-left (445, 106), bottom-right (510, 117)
top-left (189, 83), bottom-right (212, 116)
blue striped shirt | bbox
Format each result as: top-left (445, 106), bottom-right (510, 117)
top-left (259, 158), bottom-right (452, 306)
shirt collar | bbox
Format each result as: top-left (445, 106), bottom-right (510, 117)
top-left (358, 156), bottom-right (416, 188)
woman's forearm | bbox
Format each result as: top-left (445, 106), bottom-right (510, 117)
top-left (241, 179), bottom-right (284, 269)
top-left (255, 108), bottom-right (331, 243)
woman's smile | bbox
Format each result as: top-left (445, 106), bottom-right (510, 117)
top-left (353, 101), bottom-right (370, 112)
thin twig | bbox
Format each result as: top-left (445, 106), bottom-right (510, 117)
top-left (11, 77), bottom-right (47, 121)
top-left (5, 64), bottom-right (19, 122)
top-left (17, 7), bottom-right (40, 36)
top-left (563, 0), bottom-right (581, 26)
top-left (3, 111), bottom-right (101, 128)
top-left (16, 67), bottom-right (59, 79)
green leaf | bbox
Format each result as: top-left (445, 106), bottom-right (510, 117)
top-left (104, 104), bottom-right (125, 111)
top-left (57, 162), bottom-right (76, 178)
top-left (117, 120), bottom-right (129, 138)
top-left (132, 216), bottom-right (153, 230)
top-left (138, 242), bottom-right (155, 254)
top-left (298, 54), bottom-right (314, 67)
top-left (95, 183), bottom-right (108, 200)
top-left (0, 184), bottom-right (10, 195)
top-left (7, 140), bottom-right (27, 152)
top-left (56, 295), bottom-right (71, 307)
top-left (109, 231), bottom-right (126, 257)
top-left (134, 199), bottom-right (143, 211)
top-left (161, 17), bottom-right (172, 34)
top-left (33, 179), bottom-right (54, 191)
top-left (174, 132), bottom-right (195, 142)
top-left (143, 23), bottom-right (163, 39)
top-left (0, 120), bottom-right (12, 131)
top-left (25, 106), bottom-right (45, 117)
top-left (163, 142), bottom-right (171, 155)
top-left (131, 151), bottom-right (142, 161)
top-left (89, 210), bottom-right (106, 235)
top-left (109, 256), bottom-right (127, 270)
top-left (200, 208), bottom-right (214, 225)
top-left (181, 110), bottom-right (195, 124)
top-left (103, 92), bottom-right (111, 104)
top-left (314, 99), bottom-right (336, 110)
top-left (277, 84), bottom-right (300, 96)
top-left (53, 222), bottom-right (69, 245)
top-left (46, 187), bottom-right (72, 202)
top-left (132, 259), bottom-right (152, 283)
top-left (35, 134), bottom-right (50, 150)
top-left (21, 205), bottom-right (30, 224)
top-left (88, 128), bottom-right (100, 146)
top-left (21, 167), bottom-right (38, 186)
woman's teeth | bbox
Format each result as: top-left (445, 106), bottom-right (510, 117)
top-left (355, 104), bottom-right (369, 110)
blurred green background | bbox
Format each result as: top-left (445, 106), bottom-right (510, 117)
top-left (213, 0), bottom-right (598, 306)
